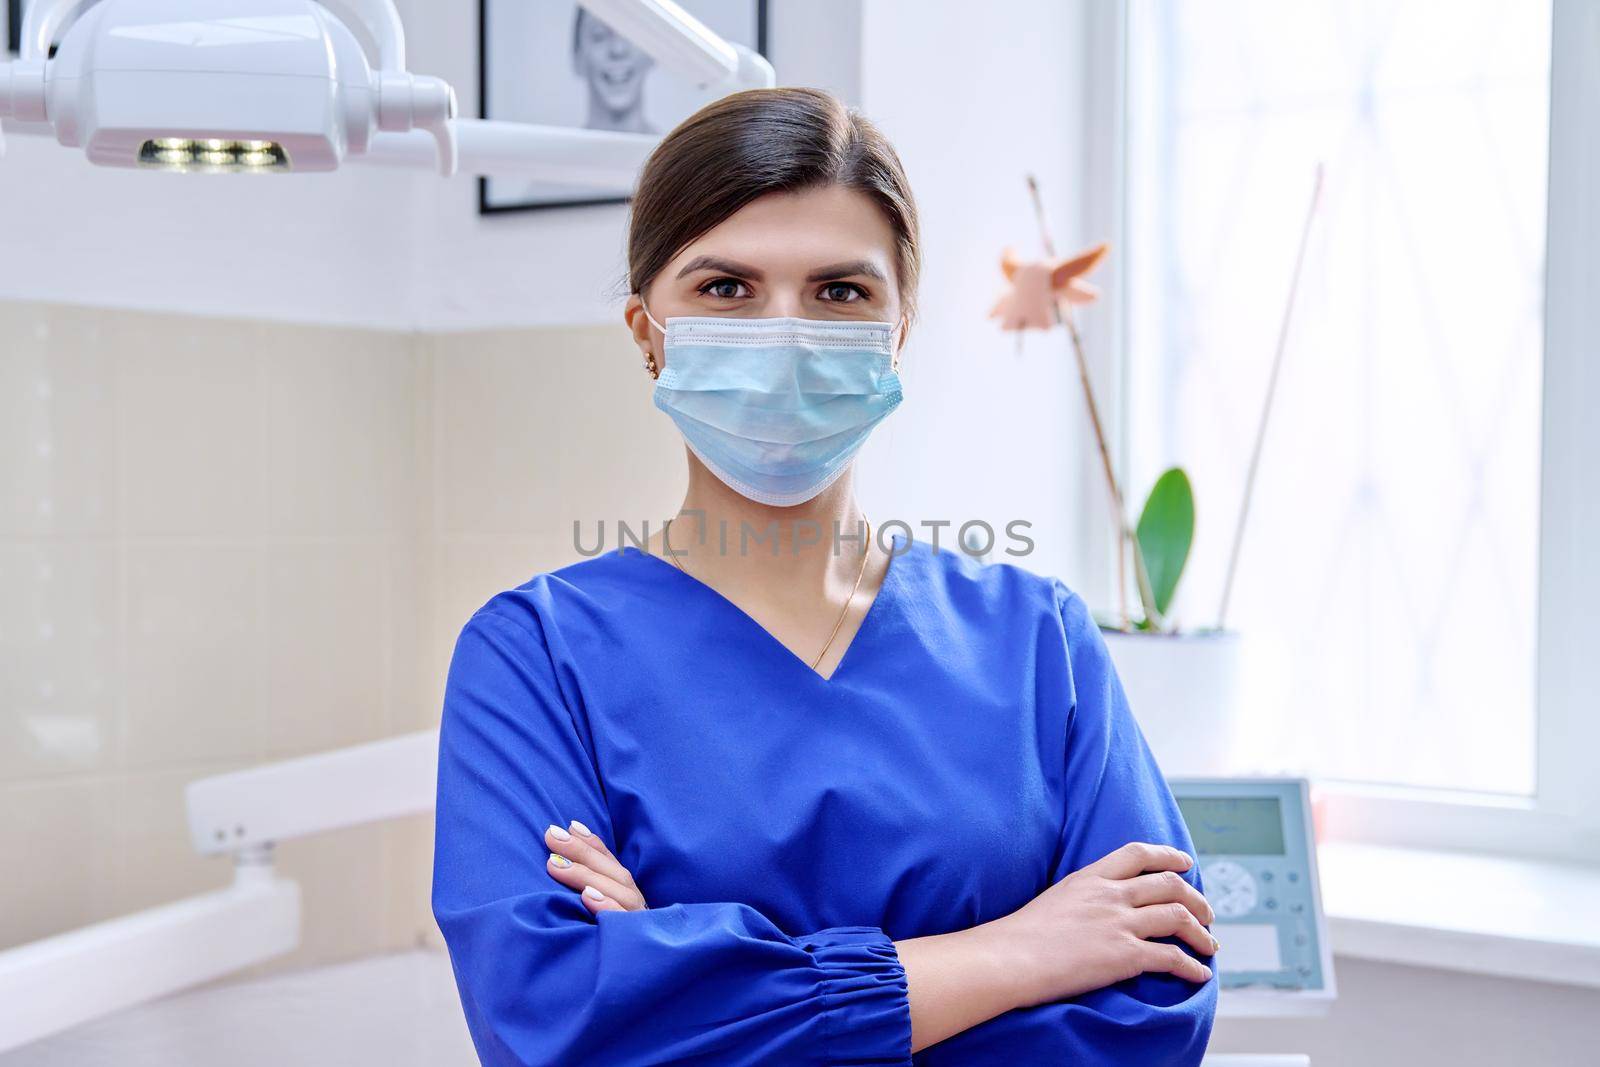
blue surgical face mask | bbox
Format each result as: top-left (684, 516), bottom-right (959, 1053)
top-left (642, 301), bottom-right (906, 507)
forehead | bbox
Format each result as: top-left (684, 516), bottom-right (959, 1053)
top-left (667, 184), bottom-right (898, 281)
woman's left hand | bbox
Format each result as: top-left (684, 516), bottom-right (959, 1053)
top-left (544, 820), bottom-right (649, 914)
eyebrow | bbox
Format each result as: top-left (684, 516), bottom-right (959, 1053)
top-left (674, 255), bottom-right (888, 285)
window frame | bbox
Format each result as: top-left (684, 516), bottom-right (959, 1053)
top-left (1089, 0), bottom-right (1600, 861)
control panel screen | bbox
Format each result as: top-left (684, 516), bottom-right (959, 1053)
top-left (1177, 796), bottom-right (1286, 855)
top-left (1213, 922), bottom-right (1283, 972)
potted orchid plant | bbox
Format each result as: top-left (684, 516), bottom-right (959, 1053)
top-left (988, 169), bottom-right (1323, 775)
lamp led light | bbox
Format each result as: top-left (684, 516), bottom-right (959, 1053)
top-left (3, 0), bottom-right (458, 175)
top-left (137, 138), bottom-right (291, 172)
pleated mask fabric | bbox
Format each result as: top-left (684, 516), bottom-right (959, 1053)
top-left (645, 310), bottom-right (905, 506)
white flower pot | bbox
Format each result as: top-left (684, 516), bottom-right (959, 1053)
top-left (1099, 628), bottom-right (1243, 777)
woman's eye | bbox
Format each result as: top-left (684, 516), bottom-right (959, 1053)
top-left (698, 278), bottom-right (749, 300)
top-left (820, 282), bottom-right (866, 303)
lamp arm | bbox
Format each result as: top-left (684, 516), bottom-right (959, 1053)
top-left (185, 729), bottom-right (439, 857)
top-left (315, 0), bottom-right (408, 71)
top-left (578, 0), bottom-right (772, 88)
top-left (23, 0), bottom-right (407, 72)
top-left (20, 0), bottom-right (99, 59)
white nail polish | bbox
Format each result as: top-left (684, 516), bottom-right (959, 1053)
top-left (548, 823), bottom-right (571, 841)
top-left (583, 885), bottom-right (605, 901)
top-left (570, 819), bottom-right (592, 837)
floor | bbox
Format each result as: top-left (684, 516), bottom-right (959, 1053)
top-left (0, 949), bottom-right (478, 1066)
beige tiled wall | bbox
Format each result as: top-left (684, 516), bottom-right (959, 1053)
top-left (0, 300), bottom-right (684, 974)
top-left (398, 323), bottom-right (687, 953)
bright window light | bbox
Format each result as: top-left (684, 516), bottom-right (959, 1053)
top-left (1124, 0), bottom-right (1551, 795)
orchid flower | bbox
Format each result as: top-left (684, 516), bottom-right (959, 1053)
top-left (987, 242), bottom-right (1108, 332)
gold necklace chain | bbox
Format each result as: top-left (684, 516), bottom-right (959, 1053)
top-left (662, 516), bottom-right (874, 672)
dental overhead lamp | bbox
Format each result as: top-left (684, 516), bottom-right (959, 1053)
top-left (0, 0), bottom-right (776, 182)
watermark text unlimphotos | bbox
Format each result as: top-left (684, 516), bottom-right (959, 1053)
top-left (573, 512), bottom-right (1036, 559)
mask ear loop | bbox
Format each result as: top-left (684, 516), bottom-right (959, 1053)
top-left (640, 298), bottom-right (667, 336)
top-left (889, 315), bottom-right (908, 373)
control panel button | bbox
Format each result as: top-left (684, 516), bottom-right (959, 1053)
top-left (1201, 860), bottom-right (1259, 919)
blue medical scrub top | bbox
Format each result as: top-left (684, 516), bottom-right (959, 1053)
top-left (431, 533), bottom-right (1216, 1065)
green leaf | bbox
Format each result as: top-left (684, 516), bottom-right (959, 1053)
top-left (1136, 467), bottom-right (1195, 619)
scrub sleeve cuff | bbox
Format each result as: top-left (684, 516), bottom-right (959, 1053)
top-left (803, 925), bottom-right (914, 1066)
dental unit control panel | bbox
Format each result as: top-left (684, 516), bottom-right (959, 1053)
top-left (1169, 777), bottom-right (1336, 1016)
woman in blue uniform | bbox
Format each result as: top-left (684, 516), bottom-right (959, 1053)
top-left (431, 86), bottom-right (1218, 1065)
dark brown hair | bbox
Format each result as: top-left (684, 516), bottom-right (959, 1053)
top-left (625, 87), bottom-right (922, 325)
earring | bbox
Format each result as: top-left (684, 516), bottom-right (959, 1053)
top-left (643, 351), bottom-right (659, 379)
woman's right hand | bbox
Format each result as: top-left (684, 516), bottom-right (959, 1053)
top-left (985, 841), bottom-right (1218, 1009)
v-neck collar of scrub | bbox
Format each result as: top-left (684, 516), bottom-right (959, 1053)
top-left (624, 530), bottom-right (905, 684)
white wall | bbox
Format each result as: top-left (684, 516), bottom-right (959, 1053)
top-left (853, 0), bottom-right (1095, 587)
top-left (0, 132), bottom-right (420, 329)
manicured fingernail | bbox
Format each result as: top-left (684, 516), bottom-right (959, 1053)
top-left (548, 853), bottom-right (572, 868)
top-left (570, 820), bottom-right (592, 837)
top-left (547, 823), bottom-right (571, 841)
top-left (583, 885), bottom-right (605, 902)
top-left (1211, 936), bottom-right (1221, 953)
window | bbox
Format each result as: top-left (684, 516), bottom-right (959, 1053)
top-left (1121, 1), bottom-right (1553, 797)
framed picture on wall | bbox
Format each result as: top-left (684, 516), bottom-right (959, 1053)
top-left (478, 0), bottom-right (768, 216)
